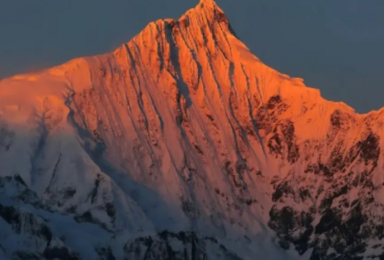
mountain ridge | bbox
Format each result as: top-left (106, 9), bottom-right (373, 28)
top-left (0, 1), bottom-right (384, 260)
top-left (1, 0), bottom-right (374, 117)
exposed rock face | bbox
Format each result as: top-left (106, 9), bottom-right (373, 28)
top-left (1, 0), bottom-right (384, 259)
top-left (0, 176), bottom-right (81, 260)
top-left (124, 231), bottom-right (242, 260)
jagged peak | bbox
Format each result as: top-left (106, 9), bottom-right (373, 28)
top-left (182, 0), bottom-right (223, 16)
top-left (1, 0), bottom-right (379, 121)
top-left (197, 0), bottom-right (222, 12)
top-left (194, 0), bottom-right (227, 22)
top-left (178, 0), bottom-right (237, 37)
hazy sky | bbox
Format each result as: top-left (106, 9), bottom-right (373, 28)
top-left (0, 0), bottom-right (383, 113)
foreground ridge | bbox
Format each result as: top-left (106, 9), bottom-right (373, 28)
top-left (0, 1), bottom-right (384, 260)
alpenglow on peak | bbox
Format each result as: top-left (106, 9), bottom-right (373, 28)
top-left (0, 0), bottom-right (383, 260)
top-left (175, 0), bottom-right (237, 37)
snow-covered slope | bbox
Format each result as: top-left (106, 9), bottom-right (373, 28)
top-left (1, 0), bottom-right (383, 259)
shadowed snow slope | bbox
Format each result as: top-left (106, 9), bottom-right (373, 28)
top-left (1, 0), bottom-right (384, 259)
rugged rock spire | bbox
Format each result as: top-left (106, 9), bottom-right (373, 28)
top-left (182, 0), bottom-right (237, 37)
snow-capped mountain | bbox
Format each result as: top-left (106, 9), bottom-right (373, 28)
top-left (1, 0), bottom-right (383, 259)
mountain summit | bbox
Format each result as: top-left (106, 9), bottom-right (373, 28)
top-left (1, 1), bottom-right (384, 260)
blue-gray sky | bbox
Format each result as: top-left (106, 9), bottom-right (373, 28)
top-left (0, 0), bottom-right (383, 113)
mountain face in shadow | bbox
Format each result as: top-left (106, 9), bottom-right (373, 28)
top-left (0, 0), bottom-right (383, 259)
